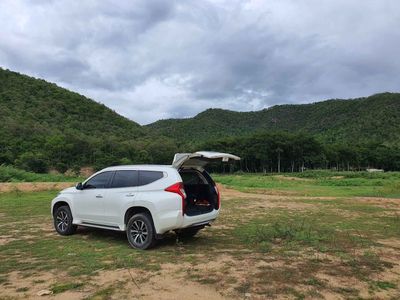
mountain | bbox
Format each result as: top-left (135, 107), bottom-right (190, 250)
top-left (147, 93), bottom-right (400, 144)
top-left (0, 68), bottom-right (176, 172)
top-left (1, 66), bottom-right (399, 173)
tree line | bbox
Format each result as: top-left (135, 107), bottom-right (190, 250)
top-left (1, 130), bottom-right (400, 174)
top-left (0, 133), bottom-right (179, 174)
top-left (201, 132), bottom-right (400, 173)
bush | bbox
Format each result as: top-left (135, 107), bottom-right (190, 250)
top-left (55, 163), bottom-right (68, 174)
top-left (15, 152), bottom-right (48, 173)
top-left (119, 157), bottom-right (132, 165)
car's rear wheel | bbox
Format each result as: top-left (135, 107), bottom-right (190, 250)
top-left (126, 213), bottom-right (156, 250)
top-left (54, 206), bottom-right (77, 235)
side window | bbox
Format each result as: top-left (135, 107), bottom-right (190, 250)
top-left (138, 171), bottom-right (164, 186)
top-left (110, 170), bottom-right (138, 188)
top-left (84, 172), bottom-right (113, 189)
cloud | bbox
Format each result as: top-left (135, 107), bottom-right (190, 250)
top-left (0, 0), bottom-right (399, 124)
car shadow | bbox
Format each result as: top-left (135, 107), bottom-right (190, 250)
top-left (74, 226), bottom-right (207, 249)
top-left (76, 226), bottom-right (127, 243)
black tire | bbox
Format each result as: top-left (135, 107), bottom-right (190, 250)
top-left (176, 227), bottom-right (201, 239)
top-left (53, 206), bottom-right (77, 236)
top-left (126, 213), bottom-right (156, 250)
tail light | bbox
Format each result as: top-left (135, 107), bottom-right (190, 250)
top-left (165, 182), bottom-right (187, 215)
top-left (215, 184), bottom-right (220, 209)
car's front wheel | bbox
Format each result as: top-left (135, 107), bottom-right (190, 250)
top-left (54, 205), bottom-right (77, 235)
top-left (126, 213), bottom-right (156, 250)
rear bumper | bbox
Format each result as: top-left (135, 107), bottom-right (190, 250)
top-left (155, 209), bottom-right (219, 234)
top-left (181, 211), bottom-right (218, 228)
top-left (186, 219), bottom-right (215, 228)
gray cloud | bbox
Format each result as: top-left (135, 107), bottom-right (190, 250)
top-left (0, 0), bottom-right (399, 124)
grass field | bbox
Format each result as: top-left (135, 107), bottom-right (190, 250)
top-left (213, 171), bottom-right (400, 198)
top-left (1, 172), bottom-right (400, 299)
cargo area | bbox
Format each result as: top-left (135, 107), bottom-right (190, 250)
top-left (179, 169), bottom-right (218, 216)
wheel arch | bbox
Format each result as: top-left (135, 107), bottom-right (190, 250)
top-left (52, 200), bottom-right (70, 216)
top-left (124, 206), bottom-right (154, 226)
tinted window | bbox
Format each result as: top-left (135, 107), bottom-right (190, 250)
top-left (111, 170), bottom-right (138, 188)
top-left (139, 171), bottom-right (164, 186)
top-left (84, 172), bottom-right (113, 189)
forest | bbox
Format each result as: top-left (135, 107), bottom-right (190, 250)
top-left (1, 67), bottom-right (399, 173)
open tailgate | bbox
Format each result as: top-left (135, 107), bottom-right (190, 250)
top-left (172, 151), bottom-right (240, 169)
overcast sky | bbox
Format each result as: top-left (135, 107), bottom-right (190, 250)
top-left (1, 0), bottom-right (399, 124)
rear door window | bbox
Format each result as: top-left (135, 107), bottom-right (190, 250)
top-left (138, 171), bottom-right (164, 186)
top-left (110, 170), bottom-right (139, 188)
top-left (84, 171), bottom-right (113, 189)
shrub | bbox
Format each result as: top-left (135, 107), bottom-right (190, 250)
top-left (55, 163), bottom-right (68, 174)
top-left (15, 152), bottom-right (48, 173)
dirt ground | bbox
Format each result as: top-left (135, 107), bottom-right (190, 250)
top-left (0, 182), bottom-right (74, 193)
top-left (1, 183), bottom-right (400, 299)
top-left (2, 266), bottom-right (229, 300)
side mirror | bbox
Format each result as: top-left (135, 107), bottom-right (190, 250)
top-left (76, 182), bottom-right (83, 190)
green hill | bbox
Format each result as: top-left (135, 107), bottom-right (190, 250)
top-left (0, 68), bottom-right (176, 171)
top-left (0, 68), bottom-right (144, 138)
top-left (147, 93), bottom-right (400, 145)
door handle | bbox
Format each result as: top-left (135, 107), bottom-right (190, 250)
top-left (96, 195), bottom-right (103, 198)
top-left (126, 193), bottom-right (135, 197)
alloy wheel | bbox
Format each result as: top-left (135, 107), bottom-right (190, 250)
top-left (56, 210), bottom-right (69, 232)
top-left (129, 220), bottom-right (148, 246)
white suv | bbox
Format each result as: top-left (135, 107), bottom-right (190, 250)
top-left (51, 151), bottom-right (239, 249)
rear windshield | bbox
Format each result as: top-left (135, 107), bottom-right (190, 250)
top-left (138, 171), bottom-right (164, 186)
